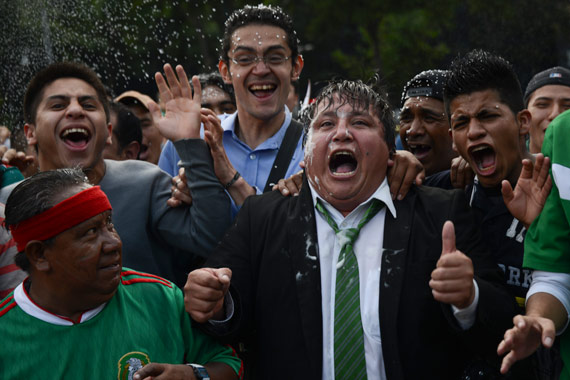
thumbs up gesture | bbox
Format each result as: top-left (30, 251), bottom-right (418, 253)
top-left (429, 221), bottom-right (475, 309)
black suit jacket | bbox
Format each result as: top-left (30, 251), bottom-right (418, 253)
top-left (205, 179), bottom-right (518, 380)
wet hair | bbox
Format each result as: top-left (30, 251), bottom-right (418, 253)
top-left (5, 168), bottom-right (89, 271)
top-left (194, 71), bottom-right (235, 103)
top-left (444, 50), bottom-right (524, 117)
top-left (221, 4), bottom-right (298, 64)
top-left (305, 78), bottom-right (396, 153)
top-left (23, 62), bottom-right (110, 125)
top-left (109, 102), bottom-right (142, 157)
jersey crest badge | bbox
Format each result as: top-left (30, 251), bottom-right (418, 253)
top-left (118, 351), bottom-right (150, 380)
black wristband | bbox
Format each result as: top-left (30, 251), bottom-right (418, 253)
top-left (224, 171), bottom-right (241, 189)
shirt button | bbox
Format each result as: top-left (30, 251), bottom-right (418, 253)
top-left (249, 154), bottom-right (256, 160)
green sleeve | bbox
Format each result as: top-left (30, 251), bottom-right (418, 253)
top-left (524, 110), bottom-right (570, 271)
top-left (177, 286), bottom-right (242, 377)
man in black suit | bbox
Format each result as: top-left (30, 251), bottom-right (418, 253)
top-left (185, 79), bottom-right (518, 379)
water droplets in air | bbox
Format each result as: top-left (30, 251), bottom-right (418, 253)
top-left (0, 0), bottom-right (227, 147)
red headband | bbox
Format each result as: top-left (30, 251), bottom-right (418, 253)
top-left (10, 186), bottom-right (112, 252)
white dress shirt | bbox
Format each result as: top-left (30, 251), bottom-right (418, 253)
top-left (309, 179), bottom-right (479, 380)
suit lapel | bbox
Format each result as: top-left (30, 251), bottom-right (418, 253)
top-left (380, 190), bottom-right (415, 380)
top-left (288, 176), bottom-right (323, 377)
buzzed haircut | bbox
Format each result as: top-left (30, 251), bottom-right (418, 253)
top-left (221, 4), bottom-right (298, 64)
top-left (23, 62), bottom-right (110, 125)
top-left (306, 78), bottom-right (396, 153)
top-left (5, 168), bottom-right (89, 270)
top-left (444, 50), bottom-right (524, 117)
top-left (109, 102), bottom-right (142, 156)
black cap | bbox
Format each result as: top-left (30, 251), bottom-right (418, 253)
top-left (400, 69), bottom-right (448, 107)
top-left (524, 66), bottom-right (570, 105)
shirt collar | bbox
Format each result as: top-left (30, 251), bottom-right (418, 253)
top-left (308, 177), bottom-right (397, 221)
top-left (13, 279), bottom-right (107, 326)
top-left (222, 106), bottom-right (292, 148)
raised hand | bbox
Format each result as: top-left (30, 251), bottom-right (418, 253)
top-left (184, 268), bottom-right (232, 323)
top-left (149, 64), bottom-right (202, 141)
top-left (497, 314), bottom-right (555, 374)
top-left (429, 221), bottom-right (475, 309)
top-left (202, 108), bottom-right (237, 185)
top-left (501, 153), bottom-right (552, 228)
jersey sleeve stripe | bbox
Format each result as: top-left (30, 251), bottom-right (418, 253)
top-left (0, 296), bottom-right (16, 317)
top-left (121, 269), bottom-right (173, 283)
top-left (121, 278), bottom-right (173, 288)
top-left (0, 263), bottom-right (20, 275)
top-left (226, 344), bottom-right (244, 380)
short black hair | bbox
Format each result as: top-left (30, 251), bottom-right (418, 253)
top-left (444, 50), bottom-right (524, 117)
top-left (221, 4), bottom-right (298, 64)
top-left (306, 77), bottom-right (396, 153)
top-left (109, 102), bottom-right (142, 157)
top-left (5, 168), bottom-right (89, 271)
top-left (23, 62), bottom-right (110, 125)
top-left (194, 71), bottom-right (235, 103)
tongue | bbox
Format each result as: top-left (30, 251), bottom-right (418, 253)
top-left (335, 163), bottom-right (355, 174)
top-left (480, 151), bottom-right (495, 168)
top-left (252, 90), bottom-right (273, 98)
top-left (65, 139), bottom-right (88, 149)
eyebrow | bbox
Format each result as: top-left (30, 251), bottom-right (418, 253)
top-left (233, 45), bottom-right (287, 54)
top-left (319, 110), bottom-right (372, 118)
top-left (45, 95), bottom-right (98, 103)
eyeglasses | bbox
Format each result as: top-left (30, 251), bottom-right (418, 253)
top-left (230, 54), bottom-right (291, 67)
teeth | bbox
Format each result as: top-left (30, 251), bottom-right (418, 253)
top-left (471, 145), bottom-right (489, 152)
top-left (61, 128), bottom-right (89, 138)
top-left (334, 151), bottom-right (352, 156)
top-left (250, 84), bottom-right (275, 91)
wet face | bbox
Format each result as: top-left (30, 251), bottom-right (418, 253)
top-left (527, 84), bottom-right (570, 153)
top-left (399, 96), bottom-right (455, 176)
top-left (450, 89), bottom-right (528, 188)
top-left (201, 85), bottom-right (236, 115)
top-left (25, 78), bottom-right (111, 172)
top-left (44, 187), bottom-right (122, 307)
top-left (305, 97), bottom-right (389, 215)
top-left (129, 104), bottom-right (163, 164)
top-left (219, 24), bottom-right (303, 123)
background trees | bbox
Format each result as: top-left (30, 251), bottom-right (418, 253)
top-left (1, 0), bottom-right (569, 143)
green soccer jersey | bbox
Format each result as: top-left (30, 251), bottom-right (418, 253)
top-left (524, 109), bottom-right (570, 380)
top-left (0, 268), bottom-right (242, 379)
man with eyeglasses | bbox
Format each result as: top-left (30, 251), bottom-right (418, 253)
top-left (158, 4), bottom-right (305, 214)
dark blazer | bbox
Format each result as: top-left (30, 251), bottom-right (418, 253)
top-left (205, 178), bottom-right (518, 380)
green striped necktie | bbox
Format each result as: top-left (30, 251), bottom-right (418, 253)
top-left (315, 199), bottom-right (385, 379)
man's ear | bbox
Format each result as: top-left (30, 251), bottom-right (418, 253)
top-left (25, 241), bottom-right (51, 272)
top-left (291, 55), bottom-right (304, 81)
top-left (517, 109), bottom-right (532, 136)
top-left (218, 60), bottom-right (232, 84)
top-left (451, 132), bottom-right (458, 153)
top-left (106, 123), bottom-right (113, 145)
top-left (121, 141), bottom-right (141, 160)
top-left (24, 124), bottom-right (37, 146)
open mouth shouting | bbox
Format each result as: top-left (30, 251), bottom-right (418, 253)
top-left (60, 127), bottom-right (91, 151)
top-left (329, 151), bottom-right (358, 177)
top-left (249, 83), bottom-right (276, 99)
top-left (408, 143), bottom-right (431, 160)
top-left (469, 145), bottom-right (496, 175)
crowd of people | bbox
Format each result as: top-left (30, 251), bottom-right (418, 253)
top-left (0, 3), bottom-right (570, 380)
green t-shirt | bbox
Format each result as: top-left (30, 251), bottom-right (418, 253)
top-left (524, 109), bottom-right (570, 380)
top-left (0, 269), bottom-right (242, 379)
